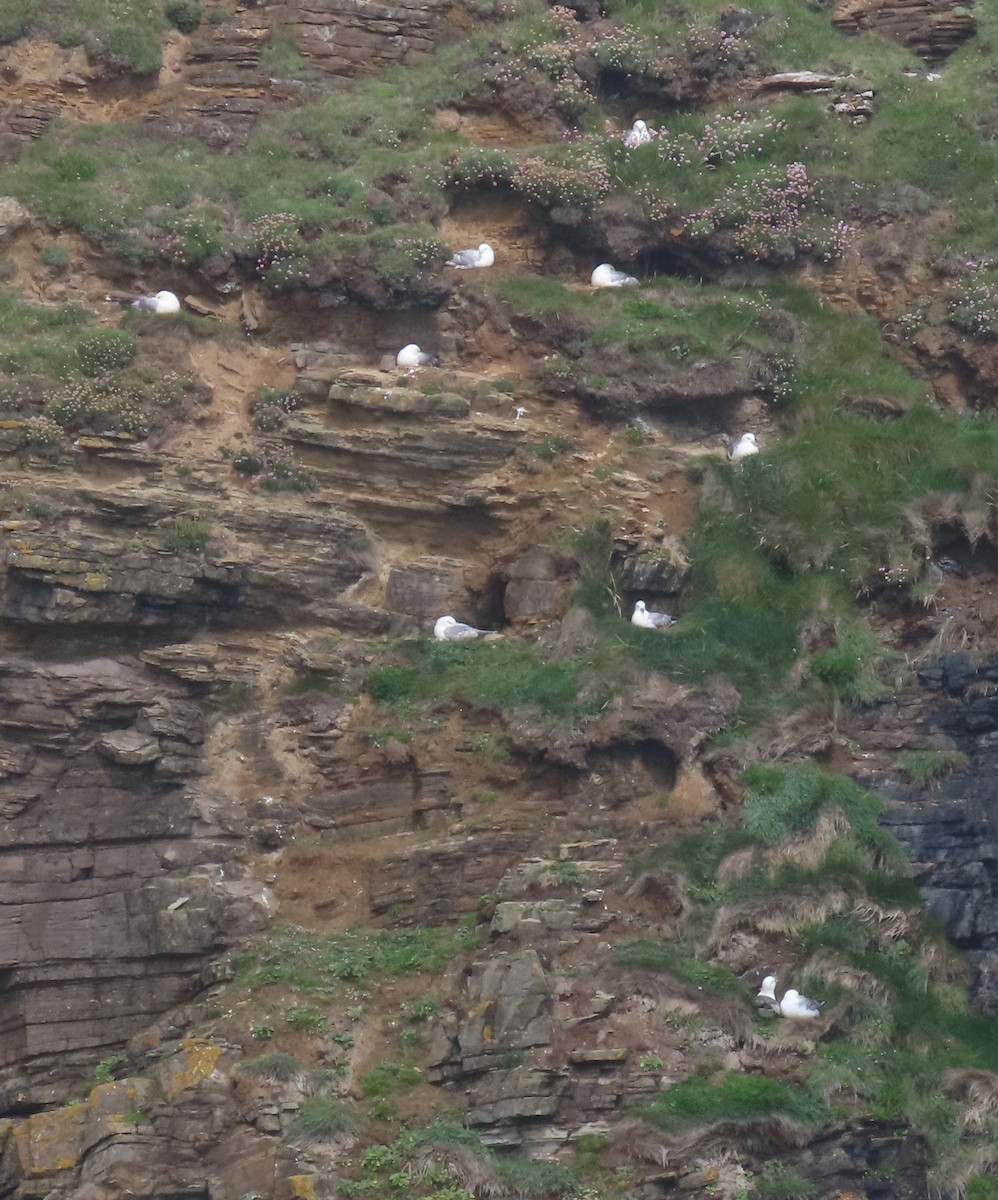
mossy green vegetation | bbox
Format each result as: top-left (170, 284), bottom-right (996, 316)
top-left (894, 749), bottom-right (972, 786)
top-left (613, 940), bottom-right (745, 995)
top-left (236, 923), bottom-right (478, 991)
top-left (630, 770), bottom-right (998, 1193)
top-left (237, 1052), bottom-right (302, 1081)
top-left (341, 1120), bottom-right (578, 1199)
top-left (0, 0), bottom-right (164, 73)
top-left (283, 1096), bottom-right (359, 1143)
top-left (739, 764), bottom-right (890, 852)
top-left (640, 1072), bottom-right (829, 1132)
top-left (368, 638), bottom-right (608, 718)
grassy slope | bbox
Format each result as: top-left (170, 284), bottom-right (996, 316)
top-left (4, 2), bottom-right (998, 1195)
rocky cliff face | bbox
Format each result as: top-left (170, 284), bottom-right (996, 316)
top-left (2, 2), bottom-right (998, 1200)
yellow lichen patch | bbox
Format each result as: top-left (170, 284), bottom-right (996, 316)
top-left (287, 1174), bottom-right (319, 1200)
top-left (162, 1038), bottom-right (223, 1099)
top-left (11, 1105), bottom-right (85, 1176)
top-left (80, 571), bottom-right (111, 591)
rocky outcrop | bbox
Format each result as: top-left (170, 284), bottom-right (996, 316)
top-left (0, 657), bottom-right (272, 1105)
top-left (0, 483), bottom-right (374, 631)
top-left (851, 653), bottom-right (998, 1011)
top-left (282, 0), bottom-right (453, 77)
top-left (833, 0), bottom-right (976, 61)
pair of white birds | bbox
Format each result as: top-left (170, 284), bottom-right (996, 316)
top-left (757, 976), bottom-right (822, 1019)
top-left (131, 289), bottom-right (181, 314)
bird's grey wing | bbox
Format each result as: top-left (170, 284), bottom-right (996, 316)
top-left (650, 612), bottom-right (672, 627)
top-left (131, 297), bottom-right (157, 312)
top-left (447, 249), bottom-right (477, 267)
top-left (444, 622), bottom-right (480, 639)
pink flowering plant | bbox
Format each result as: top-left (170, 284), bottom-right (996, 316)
top-left (243, 212), bottom-right (310, 291)
top-left (947, 268), bottom-right (998, 340)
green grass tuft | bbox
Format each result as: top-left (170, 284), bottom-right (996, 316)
top-left (241, 923), bottom-right (477, 992)
top-left (613, 940), bottom-right (745, 995)
top-left (368, 639), bottom-right (606, 718)
top-left (283, 1096), bottom-right (358, 1143)
top-left (640, 1072), bottom-right (829, 1131)
top-left (237, 1052), bottom-right (301, 1082)
top-left (894, 750), bottom-right (971, 786)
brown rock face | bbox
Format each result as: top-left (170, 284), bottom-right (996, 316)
top-left (833, 0), bottom-right (976, 61)
top-left (0, 658), bottom-right (272, 1106)
top-left (286, 0), bottom-right (452, 77)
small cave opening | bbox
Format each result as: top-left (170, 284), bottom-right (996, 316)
top-left (932, 527), bottom-right (998, 576)
top-left (474, 572), bottom-right (510, 629)
top-left (587, 738), bottom-right (678, 794)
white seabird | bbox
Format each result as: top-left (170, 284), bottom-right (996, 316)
top-left (434, 615), bottom-right (493, 641)
top-left (779, 988), bottom-right (822, 1019)
top-left (396, 343), bottom-right (438, 368)
top-left (446, 243), bottom-right (495, 269)
top-left (130, 289), bottom-right (181, 314)
top-left (623, 119), bottom-right (653, 148)
top-left (591, 263), bottom-right (638, 288)
top-left (756, 975), bottom-right (780, 1014)
top-left (631, 600), bottom-right (672, 630)
top-left (728, 432), bottom-right (759, 462)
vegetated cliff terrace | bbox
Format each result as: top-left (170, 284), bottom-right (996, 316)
top-left (2, 0), bottom-right (998, 1198)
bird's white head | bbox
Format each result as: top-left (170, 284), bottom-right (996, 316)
top-left (782, 988), bottom-right (799, 1002)
top-left (479, 243), bottom-right (492, 253)
top-left (744, 433), bottom-right (757, 444)
top-left (634, 600), bottom-right (647, 613)
top-left (434, 615), bottom-right (457, 637)
top-left (760, 975), bottom-right (777, 991)
top-left (634, 120), bottom-right (647, 131)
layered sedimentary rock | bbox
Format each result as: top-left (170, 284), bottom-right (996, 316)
top-left (0, 657), bottom-right (273, 1106)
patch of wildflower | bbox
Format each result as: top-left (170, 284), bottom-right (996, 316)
top-left (814, 220), bottom-right (854, 263)
top-left (153, 372), bottom-right (206, 408)
top-left (647, 112), bottom-right (788, 173)
top-left (437, 149), bottom-right (514, 192)
top-left (45, 380), bottom-right (148, 437)
top-left (947, 270), bottom-right (998, 340)
top-left (251, 387), bottom-right (303, 433)
top-left (232, 450), bottom-right (264, 477)
top-left (755, 354), bottom-right (797, 407)
top-left (684, 22), bottom-right (753, 79)
top-left (894, 301), bottom-right (930, 342)
top-left (682, 162), bottom-right (844, 262)
top-left (244, 213), bottom-right (309, 291)
top-left (393, 236), bottom-right (444, 269)
top-left (76, 329), bottom-right (137, 376)
top-left (158, 212), bottom-right (225, 268)
top-left (24, 415), bottom-right (65, 447)
top-left (512, 145), bottom-right (612, 208)
top-left (588, 23), bottom-right (662, 75)
top-left (0, 379), bottom-right (41, 414)
top-left (485, 7), bottom-right (594, 117)
top-left (232, 448), bottom-right (318, 493)
top-left (373, 234), bottom-right (447, 288)
top-left (260, 452), bottom-right (318, 493)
